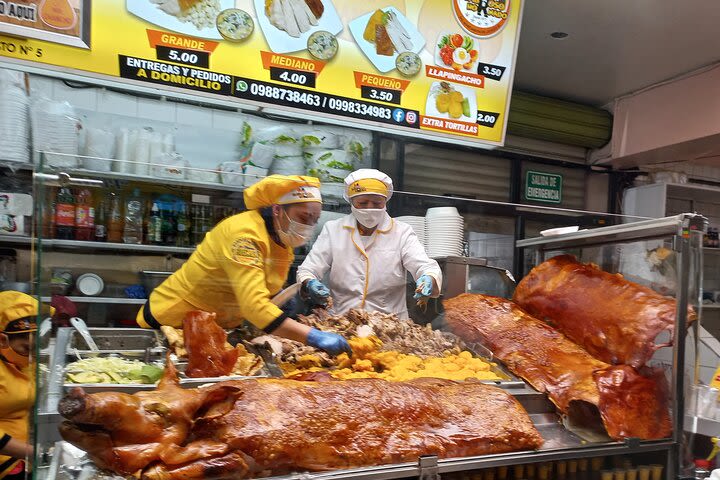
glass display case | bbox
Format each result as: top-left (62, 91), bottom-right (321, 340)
top-left (25, 150), bottom-right (706, 479)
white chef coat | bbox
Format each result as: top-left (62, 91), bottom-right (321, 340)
top-left (297, 213), bottom-right (442, 319)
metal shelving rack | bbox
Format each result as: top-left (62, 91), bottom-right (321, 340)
top-left (517, 213), bottom-right (708, 480)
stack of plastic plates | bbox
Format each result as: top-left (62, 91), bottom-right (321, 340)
top-left (425, 207), bottom-right (464, 258)
top-left (0, 84), bottom-right (30, 163)
top-left (396, 216), bottom-right (426, 248)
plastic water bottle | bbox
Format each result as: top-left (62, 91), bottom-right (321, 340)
top-left (123, 189), bottom-right (144, 244)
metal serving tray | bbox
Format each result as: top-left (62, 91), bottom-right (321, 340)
top-left (62, 347), bottom-right (271, 394)
top-left (66, 328), bottom-right (164, 356)
top-left (464, 342), bottom-right (527, 389)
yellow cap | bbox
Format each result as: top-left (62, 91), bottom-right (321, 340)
top-left (0, 291), bottom-right (53, 333)
top-left (243, 175), bottom-right (322, 210)
top-left (346, 178), bottom-right (389, 198)
top-left (343, 169), bottom-right (393, 200)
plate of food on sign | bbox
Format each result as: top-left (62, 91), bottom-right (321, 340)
top-left (434, 32), bottom-right (479, 72)
top-left (253, 0), bottom-right (343, 55)
top-left (128, 0), bottom-right (236, 40)
top-left (349, 7), bottom-right (425, 74)
top-left (425, 81), bottom-right (477, 123)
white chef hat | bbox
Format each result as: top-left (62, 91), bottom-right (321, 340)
top-left (343, 169), bottom-right (394, 202)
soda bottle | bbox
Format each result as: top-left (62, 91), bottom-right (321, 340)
top-left (176, 204), bottom-right (190, 247)
top-left (123, 188), bottom-right (144, 244)
top-left (94, 198), bottom-right (107, 242)
top-left (148, 202), bottom-right (163, 245)
top-left (54, 187), bottom-right (75, 240)
top-left (75, 188), bottom-right (95, 241)
top-left (107, 192), bottom-right (123, 243)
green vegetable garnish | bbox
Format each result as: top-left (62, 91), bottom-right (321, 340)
top-left (461, 98), bottom-right (471, 118)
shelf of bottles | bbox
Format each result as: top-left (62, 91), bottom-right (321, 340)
top-left (40, 184), bottom-right (240, 251)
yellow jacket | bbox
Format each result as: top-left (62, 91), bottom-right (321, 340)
top-left (0, 359), bottom-right (34, 479)
top-left (136, 209), bottom-right (293, 331)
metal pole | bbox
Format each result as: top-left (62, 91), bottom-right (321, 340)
top-left (672, 234), bottom-right (690, 479)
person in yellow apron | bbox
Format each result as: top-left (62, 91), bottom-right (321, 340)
top-left (136, 175), bottom-right (351, 356)
top-left (297, 169), bottom-right (442, 319)
top-left (0, 291), bottom-right (51, 480)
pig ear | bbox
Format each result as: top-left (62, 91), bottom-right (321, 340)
top-left (159, 352), bottom-right (181, 388)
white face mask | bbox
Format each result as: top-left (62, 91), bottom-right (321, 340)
top-left (278, 209), bottom-right (314, 248)
top-left (352, 206), bottom-right (386, 229)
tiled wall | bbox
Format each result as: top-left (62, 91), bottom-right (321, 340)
top-left (27, 74), bottom-right (371, 173)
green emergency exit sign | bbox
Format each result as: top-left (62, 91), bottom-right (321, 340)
top-left (525, 171), bottom-right (563, 204)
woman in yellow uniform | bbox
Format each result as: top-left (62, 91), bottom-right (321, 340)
top-left (0, 291), bottom-right (48, 480)
top-left (136, 175), bottom-right (351, 356)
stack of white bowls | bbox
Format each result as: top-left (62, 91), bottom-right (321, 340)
top-left (396, 216), bottom-right (426, 248)
top-left (31, 99), bottom-right (79, 168)
top-left (425, 207), bottom-right (464, 258)
top-left (0, 82), bottom-right (30, 163)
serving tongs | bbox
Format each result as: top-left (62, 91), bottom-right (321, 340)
top-left (70, 317), bottom-right (99, 352)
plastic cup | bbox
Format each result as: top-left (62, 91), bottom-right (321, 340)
top-left (601, 470), bottom-right (614, 480)
top-left (649, 464), bottom-right (663, 480)
top-left (497, 466), bottom-right (508, 480)
top-left (537, 465), bottom-right (549, 480)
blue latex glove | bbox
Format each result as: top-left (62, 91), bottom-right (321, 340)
top-left (307, 328), bottom-right (352, 356)
top-left (413, 275), bottom-right (434, 299)
top-left (305, 279), bottom-right (331, 307)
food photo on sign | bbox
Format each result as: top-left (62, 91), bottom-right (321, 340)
top-left (0, 0), bottom-right (90, 48)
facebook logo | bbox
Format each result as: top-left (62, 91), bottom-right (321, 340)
top-left (392, 108), bottom-right (405, 123)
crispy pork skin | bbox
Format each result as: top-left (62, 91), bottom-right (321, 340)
top-left (513, 254), bottom-right (693, 368)
top-left (184, 311), bottom-right (239, 378)
top-left (59, 357), bottom-right (542, 479)
top-left (444, 294), bottom-right (671, 440)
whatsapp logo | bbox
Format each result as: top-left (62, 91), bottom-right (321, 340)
top-left (236, 80), bottom-right (248, 92)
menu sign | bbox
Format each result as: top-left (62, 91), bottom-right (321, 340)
top-left (0, 0), bottom-right (523, 146)
top-left (0, 0), bottom-right (90, 48)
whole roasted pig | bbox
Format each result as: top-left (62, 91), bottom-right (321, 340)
top-left (513, 254), bottom-right (694, 368)
top-left (59, 359), bottom-right (543, 479)
top-left (444, 294), bottom-right (671, 441)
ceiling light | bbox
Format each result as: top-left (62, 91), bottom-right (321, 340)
top-left (550, 31), bottom-right (569, 39)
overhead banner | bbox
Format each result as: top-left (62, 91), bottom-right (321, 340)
top-left (0, 0), bottom-right (91, 48)
top-left (0, 0), bottom-right (523, 146)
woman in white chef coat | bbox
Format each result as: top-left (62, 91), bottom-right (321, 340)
top-left (297, 169), bottom-right (442, 319)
